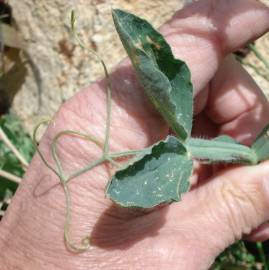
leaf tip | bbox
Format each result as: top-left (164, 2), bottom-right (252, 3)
top-left (111, 8), bottom-right (125, 19)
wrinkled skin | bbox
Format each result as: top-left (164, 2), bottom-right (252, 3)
top-left (1, 0), bottom-right (269, 269)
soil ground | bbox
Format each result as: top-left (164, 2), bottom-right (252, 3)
top-left (4, 0), bottom-right (269, 132)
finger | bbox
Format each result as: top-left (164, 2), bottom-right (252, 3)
top-left (206, 55), bottom-right (269, 145)
top-left (193, 56), bottom-right (269, 239)
top-left (206, 55), bottom-right (268, 125)
top-left (59, 0), bottom-right (269, 154)
top-left (168, 161), bottom-right (269, 265)
top-left (160, 0), bottom-right (269, 96)
top-left (192, 110), bottom-right (218, 138)
top-left (1, 1), bottom-right (268, 267)
top-left (244, 222), bottom-right (269, 242)
top-left (191, 54), bottom-right (269, 190)
top-left (189, 160), bottom-right (213, 187)
top-left (194, 86), bottom-right (209, 115)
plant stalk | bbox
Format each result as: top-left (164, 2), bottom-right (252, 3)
top-left (248, 43), bottom-right (269, 71)
top-left (187, 138), bottom-right (258, 165)
top-left (0, 169), bottom-right (22, 184)
top-left (257, 242), bottom-right (268, 270)
top-left (0, 127), bottom-right (29, 169)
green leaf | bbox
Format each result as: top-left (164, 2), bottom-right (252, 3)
top-left (0, 114), bottom-right (34, 199)
top-left (106, 136), bottom-right (193, 208)
top-left (251, 124), bottom-right (269, 162)
top-left (187, 136), bottom-right (257, 165)
top-left (112, 9), bottom-right (193, 140)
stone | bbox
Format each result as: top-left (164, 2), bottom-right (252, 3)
top-left (7, 0), bottom-right (183, 132)
top-left (4, 0), bottom-right (269, 132)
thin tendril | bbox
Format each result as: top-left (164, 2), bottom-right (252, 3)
top-left (51, 135), bottom-right (65, 181)
top-left (63, 182), bottom-right (90, 252)
top-left (33, 119), bottom-right (60, 177)
top-left (53, 10), bottom-right (114, 251)
top-left (51, 130), bottom-right (103, 182)
top-left (33, 11), bottom-right (145, 253)
top-left (106, 157), bottom-right (121, 168)
top-left (67, 157), bottom-right (105, 182)
top-left (110, 150), bottom-right (144, 158)
top-left (50, 129), bottom-right (142, 183)
top-left (103, 80), bottom-right (112, 156)
top-left (50, 130), bottom-right (105, 252)
top-left (71, 10), bottom-right (112, 157)
top-left (54, 130), bottom-right (103, 147)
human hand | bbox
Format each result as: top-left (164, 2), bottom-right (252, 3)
top-left (1, 0), bottom-right (269, 269)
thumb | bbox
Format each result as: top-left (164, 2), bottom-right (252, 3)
top-left (171, 161), bottom-right (269, 260)
top-left (160, 0), bottom-right (269, 95)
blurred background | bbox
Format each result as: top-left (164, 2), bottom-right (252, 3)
top-left (0, 0), bottom-right (268, 269)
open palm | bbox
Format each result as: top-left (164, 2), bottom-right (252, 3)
top-left (1, 1), bottom-right (269, 269)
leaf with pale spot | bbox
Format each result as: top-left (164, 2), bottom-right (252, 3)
top-left (112, 9), bottom-right (193, 140)
top-left (106, 136), bottom-right (192, 208)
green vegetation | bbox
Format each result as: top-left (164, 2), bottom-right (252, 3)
top-left (0, 113), bottom-right (34, 218)
top-left (107, 9), bottom-right (269, 208)
top-left (0, 7), bottom-right (269, 269)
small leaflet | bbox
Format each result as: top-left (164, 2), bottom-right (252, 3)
top-left (106, 136), bottom-right (192, 208)
top-left (112, 9), bottom-right (193, 141)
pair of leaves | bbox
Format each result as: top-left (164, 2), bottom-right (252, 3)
top-left (106, 9), bottom-right (269, 208)
top-left (106, 10), bottom-right (193, 208)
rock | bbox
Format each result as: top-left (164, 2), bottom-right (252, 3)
top-left (5, 0), bottom-right (269, 132)
top-left (7, 0), bottom-right (183, 132)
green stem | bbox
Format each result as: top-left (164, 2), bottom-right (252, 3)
top-left (66, 147), bottom-right (144, 182)
top-left (248, 43), bottom-right (269, 71)
top-left (64, 148), bottom-right (143, 183)
top-left (67, 157), bottom-right (105, 182)
top-left (187, 138), bottom-right (258, 165)
top-left (257, 242), bottom-right (268, 270)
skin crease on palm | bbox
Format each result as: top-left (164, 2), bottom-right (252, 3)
top-left (0, 0), bottom-right (269, 269)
